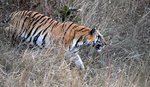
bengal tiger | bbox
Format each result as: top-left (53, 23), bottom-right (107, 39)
top-left (3, 10), bottom-right (107, 70)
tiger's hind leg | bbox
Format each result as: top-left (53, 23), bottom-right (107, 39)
top-left (4, 26), bottom-right (16, 46)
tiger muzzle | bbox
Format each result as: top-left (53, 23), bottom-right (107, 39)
top-left (94, 43), bottom-right (106, 52)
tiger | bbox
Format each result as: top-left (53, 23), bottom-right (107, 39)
top-left (3, 10), bottom-right (107, 70)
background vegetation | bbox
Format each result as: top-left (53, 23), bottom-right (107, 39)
top-left (0, 0), bottom-right (150, 87)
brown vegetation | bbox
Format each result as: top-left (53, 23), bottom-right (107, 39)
top-left (0, 0), bottom-right (150, 87)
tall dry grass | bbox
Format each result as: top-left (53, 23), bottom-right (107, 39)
top-left (0, 0), bottom-right (150, 87)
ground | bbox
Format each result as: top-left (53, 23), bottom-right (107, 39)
top-left (0, 0), bottom-right (150, 87)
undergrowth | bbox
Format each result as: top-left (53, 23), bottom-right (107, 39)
top-left (0, 0), bottom-right (150, 87)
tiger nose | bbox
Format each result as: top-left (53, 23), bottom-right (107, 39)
top-left (96, 44), bottom-right (101, 48)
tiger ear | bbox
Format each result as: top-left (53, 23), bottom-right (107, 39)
top-left (90, 28), bottom-right (96, 35)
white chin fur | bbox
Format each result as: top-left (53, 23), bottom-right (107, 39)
top-left (97, 49), bottom-right (102, 52)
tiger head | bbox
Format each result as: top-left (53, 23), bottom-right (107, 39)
top-left (71, 28), bottom-right (107, 52)
top-left (83, 28), bottom-right (107, 52)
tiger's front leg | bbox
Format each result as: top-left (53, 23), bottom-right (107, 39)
top-left (74, 54), bottom-right (85, 70)
top-left (69, 53), bottom-right (85, 70)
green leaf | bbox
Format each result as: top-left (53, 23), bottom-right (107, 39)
top-left (63, 5), bottom-right (69, 11)
top-left (73, 18), bottom-right (81, 23)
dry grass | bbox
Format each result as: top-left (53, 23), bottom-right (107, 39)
top-left (0, 0), bottom-right (150, 87)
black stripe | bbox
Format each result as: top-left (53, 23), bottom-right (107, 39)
top-left (76, 27), bottom-right (87, 32)
top-left (31, 12), bottom-right (39, 18)
top-left (42, 23), bottom-right (52, 34)
top-left (62, 22), bottom-right (74, 43)
top-left (62, 23), bottom-right (65, 31)
top-left (28, 37), bottom-right (32, 43)
top-left (48, 20), bottom-right (55, 28)
top-left (45, 17), bottom-right (51, 22)
top-left (35, 15), bottom-right (41, 19)
top-left (20, 26), bottom-right (28, 42)
top-left (15, 11), bottom-right (23, 27)
top-left (42, 33), bottom-right (48, 47)
top-left (42, 29), bottom-right (47, 34)
top-left (23, 11), bottom-right (29, 18)
top-left (33, 15), bottom-right (41, 21)
top-left (49, 18), bottom-right (53, 23)
top-left (41, 19), bottom-right (54, 34)
top-left (29, 18), bottom-right (50, 39)
top-left (19, 17), bottom-right (29, 36)
top-left (33, 31), bottom-right (42, 46)
top-left (25, 29), bottom-right (33, 41)
top-left (42, 17), bottom-right (51, 25)
top-left (20, 11), bottom-right (26, 19)
top-left (21, 16), bottom-right (29, 30)
top-left (26, 15), bottom-right (45, 38)
top-left (62, 23), bottom-right (77, 44)
top-left (15, 19), bottom-right (19, 28)
top-left (32, 15), bottom-right (45, 26)
top-left (49, 19), bottom-right (54, 25)
top-left (75, 35), bottom-right (83, 47)
top-left (25, 16), bottom-right (44, 40)
top-left (60, 23), bottom-right (65, 33)
top-left (12, 32), bottom-right (16, 40)
top-left (71, 27), bottom-right (86, 41)
top-left (17, 11), bottom-right (24, 24)
top-left (40, 17), bottom-right (50, 24)
top-left (39, 18), bottom-right (46, 24)
top-left (68, 25), bottom-right (78, 35)
top-left (21, 30), bottom-right (27, 42)
top-left (27, 12), bottom-right (39, 28)
top-left (81, 29), bottom-right (90, 32)
top-left (69, 45), bottom-right (71, 51)
top-left (27, 11), bottom-right (32, 17)
top-left (18, 34), bottom-right (24, 42)
top-left (63, 22), bottom-right (74, 36)
top-left (32, 24), bottom-right (43, 36)
top-left (50, 21), bottom-right (59, 31)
